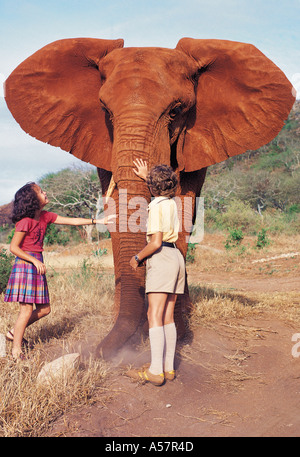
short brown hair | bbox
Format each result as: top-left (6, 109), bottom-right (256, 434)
top-left (146, 164), bottom-right (178, 198)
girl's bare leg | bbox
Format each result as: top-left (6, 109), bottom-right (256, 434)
top-left (147, 292), bottom-right (168, 328)
top-left (162, 293), bottom-right (177, 325)
top-left (26, 303), bottom-right (51, 326)
top-left (12, 303), bottom-right (33, 358)
top-left (9, 303), bottom-right (51, 357)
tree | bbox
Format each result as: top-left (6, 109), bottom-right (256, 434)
top-left (39, 165), bottom-right (103, 242)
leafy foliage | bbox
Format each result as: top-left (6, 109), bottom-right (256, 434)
top-left (224, 228), bottom-right (244, 250)
top-left (0, 249), bottom-right (14, 294)
top-left (256, 228), bottom-right (270, 249)
top-left (44, 225), bottom-right (70, 246)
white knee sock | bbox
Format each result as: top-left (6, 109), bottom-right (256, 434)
top-left (149, 326), bottom-right (165, 375)
top-left (163, 322), bottom-right (177, 372)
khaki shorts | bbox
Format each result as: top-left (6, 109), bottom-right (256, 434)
top-left (145, 246), bottom-right (185, 294)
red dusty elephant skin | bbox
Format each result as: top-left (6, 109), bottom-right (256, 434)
top-left (4, 37), bottom-right (295, 359)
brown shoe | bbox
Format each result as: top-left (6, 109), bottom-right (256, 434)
top-left (164, 369), bottom-right (176, 381)
top-left (125, 367), bottom-right (164, 386)
top-left (142, 363), bottom-right (176, 381)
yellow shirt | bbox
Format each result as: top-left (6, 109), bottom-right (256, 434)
top-left (146, 196), bottom-right (179, 243)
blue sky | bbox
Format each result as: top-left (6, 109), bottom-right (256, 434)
top-left (0, 0), bottom-right (299, 205)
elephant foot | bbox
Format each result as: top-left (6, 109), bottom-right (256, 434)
top-left (95, 322), bottom-right (145, 360)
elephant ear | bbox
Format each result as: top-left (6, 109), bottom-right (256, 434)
top-left (4, 38), bottom-right (124, 170)
top-left (176, 38), bottom-right (296, 171)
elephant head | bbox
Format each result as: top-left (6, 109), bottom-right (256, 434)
top-left (4, 37), bottom-right (295, 358)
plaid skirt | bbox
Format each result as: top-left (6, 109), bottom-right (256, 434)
top-left (4, 252), bottom-right (50, 304)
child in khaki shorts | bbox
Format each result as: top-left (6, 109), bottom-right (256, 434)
top-left (127, 159), bottom-right (185, 386)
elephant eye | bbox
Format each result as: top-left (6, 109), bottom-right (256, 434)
top-left (169, 105), bottom-right (182, 119)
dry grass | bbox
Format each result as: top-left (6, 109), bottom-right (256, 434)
top-left (188, 285), bottom-right (300, 328)
top-left (0, 355), bottom-right (108, 437)
top-left (189, 285), bottom-right (258, 323)
top-left (0, 259), bottom-right (114, 437)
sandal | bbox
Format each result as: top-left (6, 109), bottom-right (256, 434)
top-left (6, 331), bottom-right (28, 347)
top-left (11, 352), bottom-right (28, 362)
top-left (125, 367), bottom-right (165, 386)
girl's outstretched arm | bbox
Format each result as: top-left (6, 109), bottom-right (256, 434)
top-left (53, 214), bottom-right (116, 226)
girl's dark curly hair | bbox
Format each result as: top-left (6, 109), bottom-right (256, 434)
top-left (12, 182), bottom-right (40, 223)
top-left (146, 164), bottom-right (178, 198)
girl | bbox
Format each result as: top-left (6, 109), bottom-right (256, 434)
top-left (4, 182), bottom-right (114, 360)
top-left (127, 159), bottom-right (185, 386)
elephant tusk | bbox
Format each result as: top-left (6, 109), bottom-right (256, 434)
top-left (106, 175), bottom-right (116, 198)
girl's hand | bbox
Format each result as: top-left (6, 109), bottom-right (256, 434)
top-left (32, 259), bottom-right (46, 275)
top-left (95, 214), bottom-right (117, 225)
top-left (133, 159), bottom-right (148, 181)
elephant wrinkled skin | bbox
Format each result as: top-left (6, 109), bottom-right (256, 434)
top-left (4, 37), bottom-right (295, 358)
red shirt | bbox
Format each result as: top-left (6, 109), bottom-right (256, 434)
top-left (15, 211), bottom-right (58, 252)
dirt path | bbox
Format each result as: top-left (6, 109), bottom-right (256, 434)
top-left (189, 271), bottom-right (300, 293)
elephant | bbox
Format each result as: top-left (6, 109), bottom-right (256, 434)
top-left (4, 37), bottom-right (295, 359)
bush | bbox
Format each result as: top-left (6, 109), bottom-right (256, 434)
top-left (44, 225), bottom-right (70, 246)
top-left (263, 210), bottom-right (300, 235)
top-left (288, 204), bottom-right (300, 214)
top-left (224, 228), bottom-right (244, 250)
top-left (220, 200), bottom-right (259, 234)
top-left (256, 228), bottom-right (270, 249)
top-left (204, 208), bottom-right (223, 232)
top-left (0, 249), bottom-right (14, 294)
